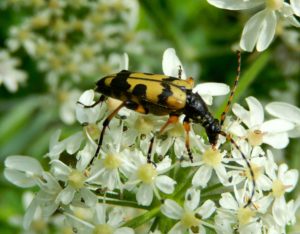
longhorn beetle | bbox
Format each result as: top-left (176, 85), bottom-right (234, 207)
top-left (78, 51), bottom-right (255, 207)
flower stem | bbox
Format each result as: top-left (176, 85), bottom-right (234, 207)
top-left (122, 206), bottom-right (160, 228)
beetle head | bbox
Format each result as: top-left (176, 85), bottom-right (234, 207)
top-left (206, 119), bottom-right (221, 145)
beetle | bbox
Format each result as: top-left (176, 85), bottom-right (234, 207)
top-left (79, 51), bottom-right (255, 207)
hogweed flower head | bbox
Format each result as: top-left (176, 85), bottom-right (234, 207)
top-left (4, 48), bottom-right (300, 233)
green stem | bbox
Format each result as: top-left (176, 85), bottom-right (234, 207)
top-left (201, 183), bottom-right (224, 194)
top-left (122, 206), bottom-right (160, 228)
top-left (97, 198), bottom-right (149, 210)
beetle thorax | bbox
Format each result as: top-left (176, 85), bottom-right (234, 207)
top-left (185, 91), bottom-right (221, 145)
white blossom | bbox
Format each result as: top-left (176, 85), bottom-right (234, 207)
top-left (161, 188), bottom-right (216, 233)
top-left (0, 50), bottom-right (27, 92)
top-left (231, 96), bottom-right (294, 149)
top-left (207, 0), bottom-right (300, 51)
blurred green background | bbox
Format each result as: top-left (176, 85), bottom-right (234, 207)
top-left (0, 0), bottom-right (299, 233)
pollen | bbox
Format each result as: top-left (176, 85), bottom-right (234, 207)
top-left (272, 179), bottom-right (285, 198)
top-left (181, 211), bottom-right (200, 228)
top-left (202, 148), bottom-right (222, 167)
top-left (68, 170), bottom-right (85, 189)
top-left (137, 164), bottom-right (157, 184)
top-left (248, 129), bottom-right (263, 146)
top-left (266, 0), bottom-right (283, 10)
top-left (93, 224), bottom-right (113, 234)
top-left (237, 207), bottom-right (255, 226)
top-left (103, 153), bottom-right (121, 170)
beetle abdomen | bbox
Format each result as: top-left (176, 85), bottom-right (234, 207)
top-left (96, 70), bottom-right (192, 113)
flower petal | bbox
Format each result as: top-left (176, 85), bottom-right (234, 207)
top-left (4, 168), bottom-right (36, 188)
top-left (262, 133), bottom-right (289, 149)
top-left (57, 185), bottom-right (75, 205)
top-left (291, 0), bottom-right (300, 16)
top-left (108, 207), bottom-right (123, 227)
top-left (80, 188), bottom-right (98, 207)
top-left (246, 96), bottom-right (264, 127)
top-left (232, 103), bottom-right (251, 127)
top-left (256, 10), bottom-right (277, 52)
top-left (260, 119), bottom-right (294, 133)
top-left (162, 48), bottom-right (186, 79)
top-left (193, 82), bottom-right (230, 97)
top-left (184, 188), bottom-right (200, 211)
top-left (282, 169), bottom-right (298, 192)
top-left (161, 199), bottom-right (183, 220)
top-left (197, 200), bottom-right (216, 219)
top-left (5, 155), bottom-right (43, 175)
top-left (95, 204), bottom-right (106, 224)
top-left (240, 10), bottom-right (267, 52)
top-left (192, 165), bottom-right (212, 187)
top-left (115, 227), bottom-right (134, 234)
top-left (168, 221), bottom-right (186, 234)
top-left (272, 197), bottom-right (287, 226)
top-left (23, 196), bottom-right (39, 229)
top-left (266, 102), bottom-right (300, 124)
top-left (51, 160), bottom-right (72, 178)
top-left (136, 184), bottom-right (153, 206)
top-left (155, 175), bottom-right (176, 194)
top-left (215, 164), bottom-right (228, 184)
top-left (207, 0), bottom-right (263, 10)
top-left (219, 192), bottom-right (238, 210)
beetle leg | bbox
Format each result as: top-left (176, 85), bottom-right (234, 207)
top-left (90, 101), bottom-right (126, 165)
top-left (178, 65), bottom-right (182, 79)
top-left (183, 116), bottom-right (193, 163)
top-left (77, 95), bottom-right (106, 108)
top-left (147, 114), bottom-right (179, 164)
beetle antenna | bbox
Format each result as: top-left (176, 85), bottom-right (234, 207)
top-left (220, 131), bottom-right (255, 207)
top-left (220, 51), bottom-right (241, 126)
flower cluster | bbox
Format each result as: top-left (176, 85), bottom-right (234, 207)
top-left (3, 0), bottom-right (140, 82)
top-left (1, 0), bottom-right (163, 124)
top-left (207, 0), bottom-right (300, 52)
top-left (4, 49), bottom-right (300, 233)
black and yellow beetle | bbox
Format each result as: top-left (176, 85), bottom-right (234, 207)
top-left (94, 70), bottom-right (221, 161)
top-left (80, 51), bottom-right (255, 207)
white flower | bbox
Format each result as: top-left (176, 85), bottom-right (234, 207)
top-left (191, 147), bottom-right (229, 188)
top-left (231, 96), bottom-right (294, 149)
top-left (7, 23), bottom-right (37, 55)
top-left (87, 124), bottom-right (135, 191)
top-left (207, 0), bottom-right (300, 51)
top-left (4, 156), bottom-right (62, 228)
top-left (125, 150), bottom-right (176, 206)
top-left (267, 163), bottom-right (298, 227)
top-left (47, 129), bottom-right (84, 160)
top-left (161, 188), bottom-right (216, 233)
top-left (66, 204), bottom-right (134, 234)
top-left (162, 48), bottom-right (229, 105)
top-left (266, 101), bottom-right (300, 138)
top-left (58, 87), bottom-right (82, 125)
top-left (0, 50), bottom-right (27, 92)
top-left (230, 140), bottom-right (274, 192)
top-left (51, 158), bottom-right (98, 207)
top-left (216, 189), bottom-right (264, 234)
